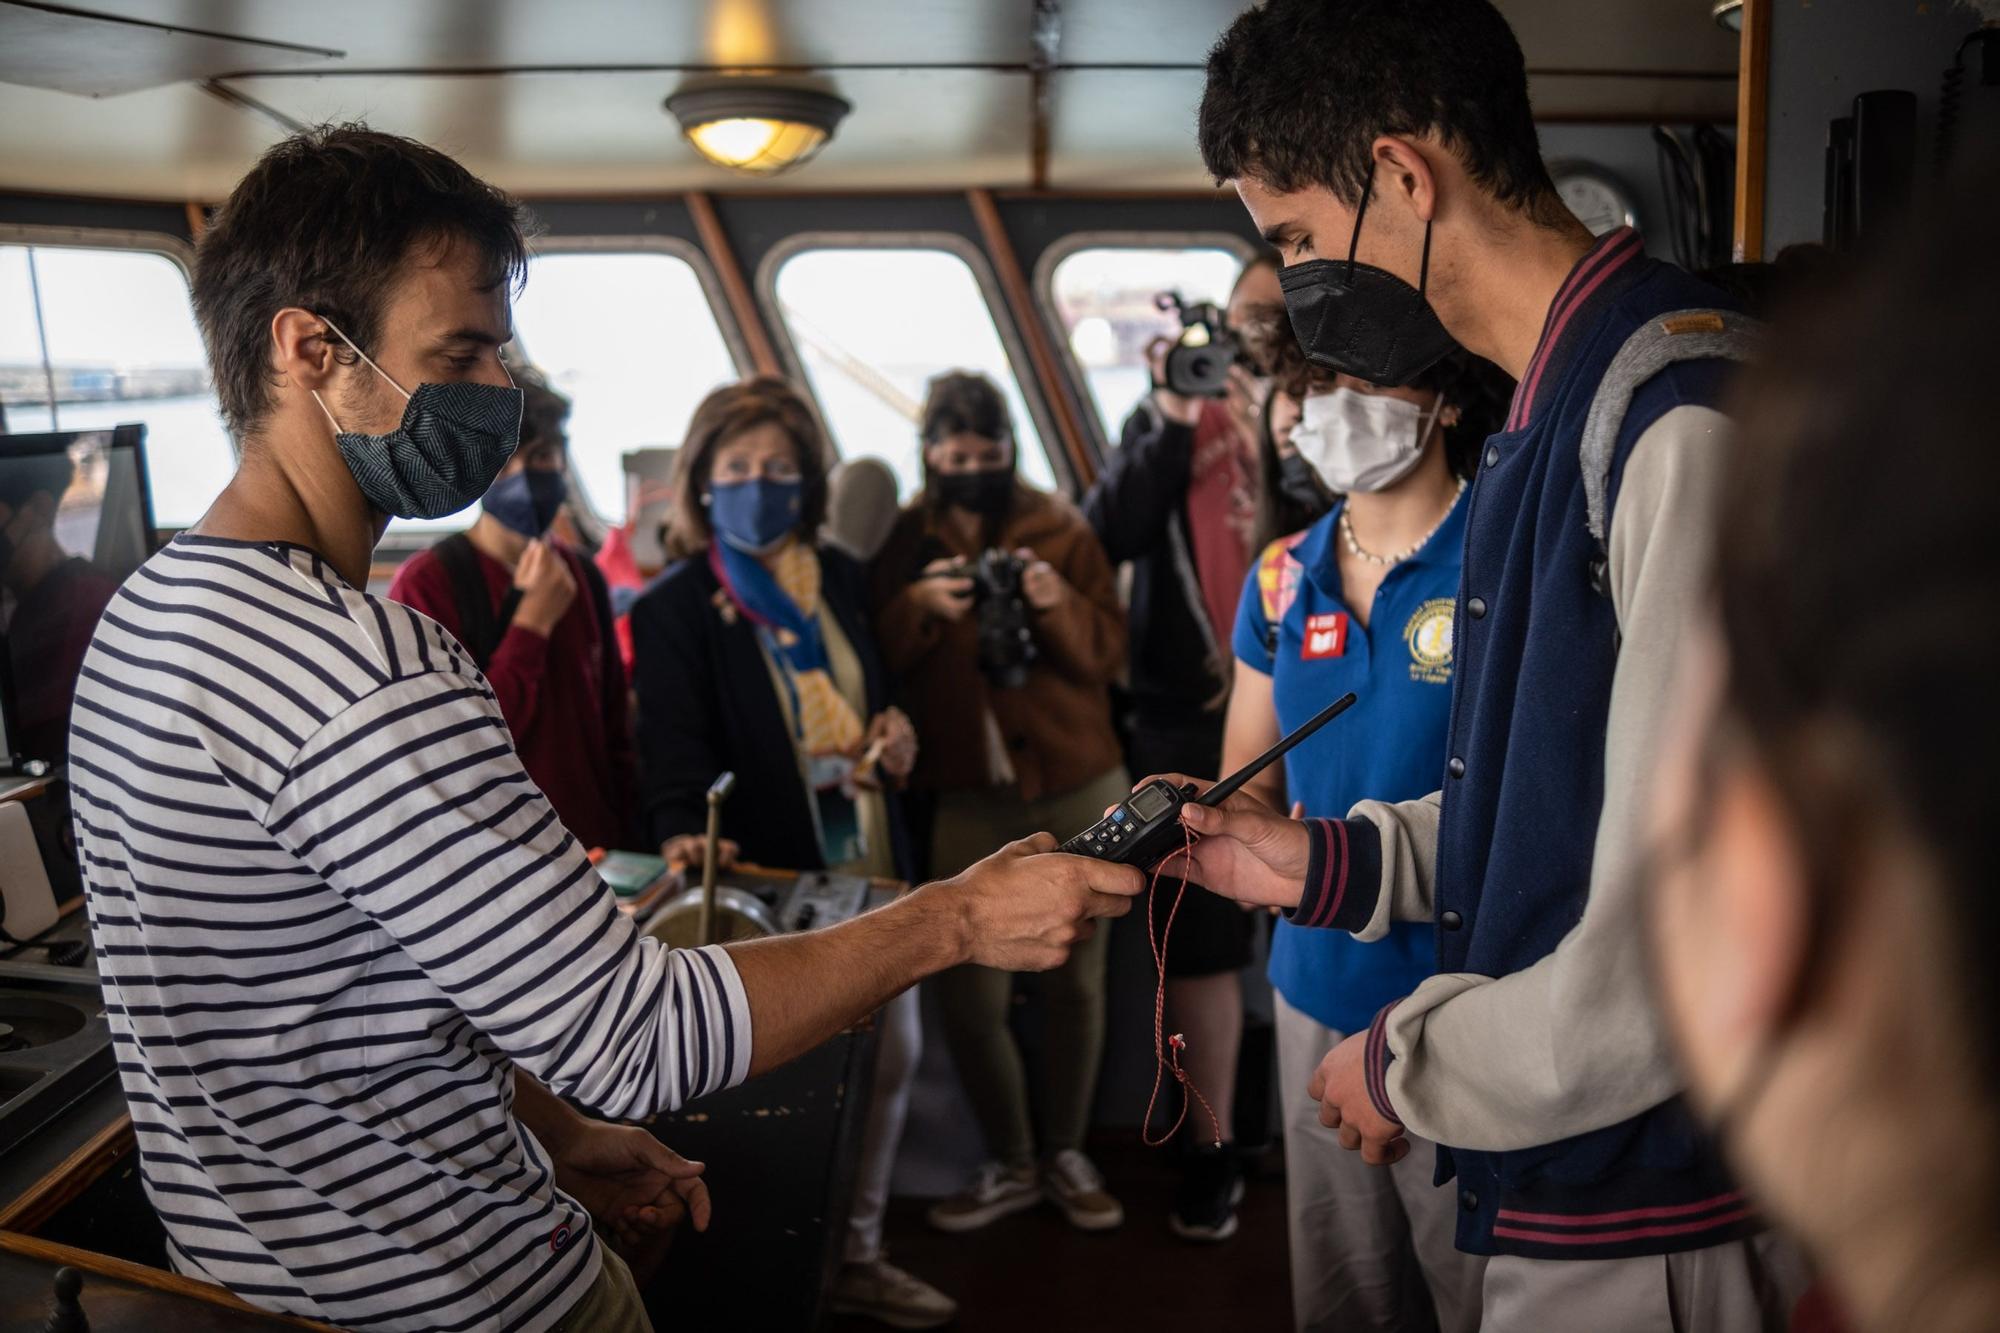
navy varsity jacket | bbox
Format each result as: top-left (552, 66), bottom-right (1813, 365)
top-left (1290, 229), bottom-right (1758, 1260)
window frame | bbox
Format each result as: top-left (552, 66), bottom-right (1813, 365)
top-left (0, 225), bottom-right (225, 531)
top-left (755, 230), bottom-right (1072, 493)
top-left (1032, 229), bottom-right (1258, 461)
top-left (519, 233), bottom-right (754, 383)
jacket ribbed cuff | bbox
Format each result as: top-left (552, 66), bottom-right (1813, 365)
top-left (1282, 817), bottom-right (1382, 933)
top-left (1364, 1000), bottom-right (1403, 1128)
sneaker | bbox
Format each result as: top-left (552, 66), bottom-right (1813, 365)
top-left (830, 1257), bottom-right (958, 1330)
top-left (1169, 1141), bottom-right (1244, 1243)
top-left (1041, 1149), bottom-right (1124, 1231)
top-left (926, 1161), bottom-right (1040, 1233)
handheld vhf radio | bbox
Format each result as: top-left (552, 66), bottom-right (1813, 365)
top-left (1059, 692), bottom-right (1358, 868)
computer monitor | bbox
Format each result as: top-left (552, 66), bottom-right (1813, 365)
top-left (0, 424), bottom-right (155, 767)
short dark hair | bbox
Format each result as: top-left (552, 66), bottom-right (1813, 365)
top-left (919, 370), bottom-right (1014, 451)
top-left (1198, 0), bottom-right (1559, 214)
top-left (664, 376), bottom-right (829, 561)
top-left (192, 123), bottom-right (531, 441)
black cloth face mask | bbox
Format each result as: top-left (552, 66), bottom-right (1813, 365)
top-left (933, 467), bottom-right (1013, 518)
top-left (1278, 173), bottom-right (1459, 388)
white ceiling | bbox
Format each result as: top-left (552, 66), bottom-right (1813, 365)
top-left (0, 0), bottom-right (1741, 200)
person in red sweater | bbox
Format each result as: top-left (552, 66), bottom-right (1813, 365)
top-left (388, 376), bottom-right (637, 852)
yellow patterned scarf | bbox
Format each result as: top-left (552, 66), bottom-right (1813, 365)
top-left (766, 542), bottom-right (865, 759)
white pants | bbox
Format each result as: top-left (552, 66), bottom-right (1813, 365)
top-left (1276, 992), bottom-right (1486, 1333)
top-left (846, 986), bottom-right (923, 1264)
top-left (1482, 1231), bottom-right (1812, 1333)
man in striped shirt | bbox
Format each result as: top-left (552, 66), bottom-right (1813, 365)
top-left (69, 124), bottom-right (1141, 1333)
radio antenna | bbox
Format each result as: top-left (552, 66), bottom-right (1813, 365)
top-left (1197, 692), bottom-right (1357, 808)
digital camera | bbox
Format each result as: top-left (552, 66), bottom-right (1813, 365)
top-left (969, 548), bottom-right (1037, 690)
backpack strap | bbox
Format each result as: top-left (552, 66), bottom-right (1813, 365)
top-left (1579, 308), bottom-right (1765, 560)
top-left (434, 533), bottom-right (520, 671)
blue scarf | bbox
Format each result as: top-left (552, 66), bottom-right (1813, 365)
top-left (709, 540), bottom-right (829, 675)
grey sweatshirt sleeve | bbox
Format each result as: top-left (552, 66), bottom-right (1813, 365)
top-left (1372, 404), bottom-right (1729, 1150)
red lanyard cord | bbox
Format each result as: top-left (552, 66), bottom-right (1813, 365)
top-left (1140, 821), bottom-right (1222, 1149)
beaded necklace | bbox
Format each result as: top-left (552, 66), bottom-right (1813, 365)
top-left (1339, 477), bottom-right (1468, 567)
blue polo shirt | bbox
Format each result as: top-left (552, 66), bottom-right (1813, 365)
top-left (1231, 494), bottom-right (1465, 1036)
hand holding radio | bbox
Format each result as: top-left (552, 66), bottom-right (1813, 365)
top-left (1056, 692), bottom-right (1356, 911)
top-left (944, 832), bottom-right (1145, 973)
top-left (1152, 779), bottom-right (1313, 910)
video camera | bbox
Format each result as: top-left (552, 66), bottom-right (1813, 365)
top-left (1155, 291), bottom-right (1240, 398)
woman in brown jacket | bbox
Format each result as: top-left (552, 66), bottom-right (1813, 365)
top-left (871, 371), bottom-right (1131, 1237)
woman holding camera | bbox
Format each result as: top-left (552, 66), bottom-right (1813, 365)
top-left (871, 370), bottom-right (1130, 1236)
top-left (628, 377), bottom-right (954, 1331)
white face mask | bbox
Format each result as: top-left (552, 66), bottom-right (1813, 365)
top-left (1291, 386), bottom-right (1443, 494)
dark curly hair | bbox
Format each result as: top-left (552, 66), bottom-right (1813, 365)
top-left (192, 123), bottom-right (531, 442)
top-left (1198, 0), bottom-right (1562, 220)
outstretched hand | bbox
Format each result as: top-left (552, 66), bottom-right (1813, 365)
top-left (1130, 774), bottom-right (1312, 911)
top-left (951, 833), bottom-right (1144, 972)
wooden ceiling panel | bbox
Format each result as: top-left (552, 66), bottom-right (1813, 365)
top-left (1055, 0), bottom-right (1247, 65)
top-left (0, 69), bottom-right (1035, 199)
top-left (0, 78), bottom-right (285, 199)
top-left (1057, 0), bottom-right (1740, 73)
top-left (1043, 70), bottom-right (1213, 191)
top-left (14, 0), bottom-right (1032, 72)
top-left (0, 1), bottom-right (1737, 199)
top-left (0, 2), bottom-right (336, 96)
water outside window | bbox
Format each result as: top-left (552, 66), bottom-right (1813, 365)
top-left (0, 244), bottom-right (234, 528)
top-left (1046, 246), bottom-right (1245, 445)
top-left (772, 247), bottom-right (1054, 501)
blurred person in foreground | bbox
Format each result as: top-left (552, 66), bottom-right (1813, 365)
top-left (872, 370), bottom-right (1131, 1236)
top-left (628, 376), bottom-right (948, 1330)
top-left (1226, 334), bottom-right (1507, 1329)
top-left (1647, 156), bottom-right (2000, 1333)
top-left (389, 370), bottom-right (637, 853)
top-left (1081, 252), bottom-right (1282, 1241)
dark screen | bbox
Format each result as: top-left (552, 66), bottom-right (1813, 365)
top-left (1129, 785), bottom-right (1174, 823)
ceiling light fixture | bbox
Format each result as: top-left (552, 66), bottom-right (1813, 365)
top-left (1712, 0), bottom-right (1744, 32)
top-left (665, 85), bottom-right (851, 176)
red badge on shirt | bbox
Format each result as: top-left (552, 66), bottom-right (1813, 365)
top-left (1301, 612), bottom-right (1349, 660)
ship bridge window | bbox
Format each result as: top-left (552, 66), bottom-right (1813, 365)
top-left (766, 241), bottom-right (1056, 499)
top-left (0, 239), bottom-right (231, 529)
top-left (1043, 239), bottom-right (1253, 447)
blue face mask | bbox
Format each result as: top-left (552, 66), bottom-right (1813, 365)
top-left (707, 477), bottom-right (803, 554)
top-left (484, 467), bottom-right (568, 537)
top-left (311, 315), bottom-right (523, 520)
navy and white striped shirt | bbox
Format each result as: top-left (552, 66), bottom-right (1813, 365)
top-left (69, 534), bottom-right (750, 1332)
